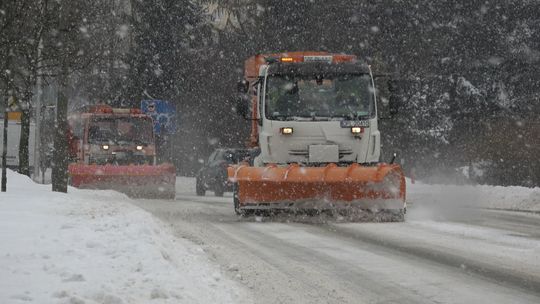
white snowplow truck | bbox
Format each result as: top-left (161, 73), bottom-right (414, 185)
top-left (228, 51), bottom-right (406, 221)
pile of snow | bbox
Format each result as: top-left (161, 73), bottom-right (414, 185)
top-left (409, 179), bottom-right (540, 212)
top-left (0, 170), bottom-right (249, 303)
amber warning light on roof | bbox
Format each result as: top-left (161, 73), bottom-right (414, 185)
top-left (279, 55), bottom-right (334, 63)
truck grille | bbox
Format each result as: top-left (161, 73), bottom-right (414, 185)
top-left (288, 148), bottom-right (353, 158)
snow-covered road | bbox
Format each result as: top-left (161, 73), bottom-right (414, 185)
top-left (132, 178), bottom-right (540, 304)
top-left (2, 171), bottom-right (539, 303)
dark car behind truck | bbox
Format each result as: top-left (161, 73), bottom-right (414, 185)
top-left (196, 148), bottom-right (251, 196)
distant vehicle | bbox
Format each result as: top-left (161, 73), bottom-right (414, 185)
top-left (196, 148), bottom-right (251, 196)
top-left (67, 105), bottom-right (176, 199)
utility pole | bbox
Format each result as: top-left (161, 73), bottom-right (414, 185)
top-left (1, 98), bottom-right (8, 192)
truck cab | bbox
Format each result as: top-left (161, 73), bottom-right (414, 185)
top-left (238, 52), bottom-right (392, 167)
top-left (68, 106), bottom-right (157, 166)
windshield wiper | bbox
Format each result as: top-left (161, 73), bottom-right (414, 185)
top-left (355, 114), bottom-right (371, 120)
top-left (270, 113), bottom-right (315, 121)
top-left (269, 114), bottom-right (291, 121)
top-left (328, 114), bottom-right (354, 120)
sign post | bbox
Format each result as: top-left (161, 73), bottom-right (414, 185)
top-left (1, 94), bottom-right (14, 192)
top-left (1, 99), bottom-right (7, 192)
top-left (140, 100), bottom-right (177, 163)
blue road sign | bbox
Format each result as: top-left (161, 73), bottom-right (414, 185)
top-left (141, 100), bottom-right (177, 135)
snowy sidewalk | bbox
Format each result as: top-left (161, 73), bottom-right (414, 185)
top-left (0, 170), bottom-right (249, 304)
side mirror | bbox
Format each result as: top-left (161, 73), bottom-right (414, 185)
top-left (390, 152), bottom-right (397, 164)
top-left (235, 96), bottom-right (250, 119)
top-left (237, 80), bottom-right (249, 94)
top-left (374, 75), bottom-right (399, 119)
top-left (235, 79), bottom-right (251, 120)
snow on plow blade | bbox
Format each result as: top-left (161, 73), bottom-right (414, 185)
top-left (228, 163), bottom-right (406, 211)
top-left (68, 163), bottom-right (176, 199)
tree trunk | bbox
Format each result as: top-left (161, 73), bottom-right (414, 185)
top-left (51, 70), bottom-right (68, 193)
top-left (18, 107), bottom-right (31, 176)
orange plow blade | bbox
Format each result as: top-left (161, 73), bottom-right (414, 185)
top-left (228, 163), bottom-right (406, 213)
top-left (68, 163), bottom-right (176, 199)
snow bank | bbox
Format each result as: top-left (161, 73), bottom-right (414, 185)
top-left (0, 170), bottom-right (249, 304)
top-left (409, 179), bottom-right (540, 212)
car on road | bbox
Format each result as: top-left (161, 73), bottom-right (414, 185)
top-left (196, 148), bottom-right (251, 196)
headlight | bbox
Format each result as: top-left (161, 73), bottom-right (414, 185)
top-left (136, 145), bottom-right (143, 151)
top-left (280, 127), bottom-right (293, 135)
top-left (351, 127), bottom-right (363, 134)
top-left (102, 144), bottom-right (109, 150)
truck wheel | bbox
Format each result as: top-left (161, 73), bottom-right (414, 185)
top-left (233, 183), bottom-right (241, 215)
top-left (214, 182), bottom-right (224, 197)
top-left (380, 209), bottom-right (405, 222)
top-left (393, 209), bottom-right (406, 222)
top-left (196, 178), bottom-right (206, 196)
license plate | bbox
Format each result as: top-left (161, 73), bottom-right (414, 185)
top-left (340, 120), bottom-right (370, 128)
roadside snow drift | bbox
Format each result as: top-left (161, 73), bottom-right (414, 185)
top-left (0, 170), bottom-right (249, 304)
top-left (408, 179), bottom-right (540, 212)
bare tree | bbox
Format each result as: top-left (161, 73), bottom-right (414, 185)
top-left (0, 0), bottom-right (29, 189)
top-left (50, 0), bottom-right (86, 192)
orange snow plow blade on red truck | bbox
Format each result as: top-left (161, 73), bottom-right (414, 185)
top-left (69, 163), bottom-right (176, 198)
top-left (228, 163), bottom-right (405, 215)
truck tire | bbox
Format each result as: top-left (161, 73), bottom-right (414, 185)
top-left (196, 178), bottom-right (206, 196)
top-left (379, 209), bottom-right (405, 222)
top-left (233, 183), bottom-right (242, 215)
top-left (214, 181), bottom-right (224, 197)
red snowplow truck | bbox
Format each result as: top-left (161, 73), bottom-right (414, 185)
top-left (67, 105), bottom-right (176, 199)
top-left (229, 51), bottom-right (406, 220)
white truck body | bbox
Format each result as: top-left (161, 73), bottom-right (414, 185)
top-left (253, 64), bottom-right (381, 166)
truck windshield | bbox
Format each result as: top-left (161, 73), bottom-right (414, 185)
top-left (265, 74), bottom-right (374, 121)
top-left (88, 117), bottom-right (154, 145)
